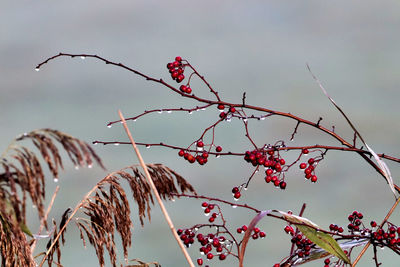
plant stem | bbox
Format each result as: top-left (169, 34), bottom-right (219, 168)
top-left (118, 110), bottom-right (195, 267)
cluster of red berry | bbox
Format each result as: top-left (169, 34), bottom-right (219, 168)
top-left (196, 233), bottom-right (228, 265)
top-left (178, 142), bottom-right (222, 166)
top-left (290, 232), bottom-right (314, 259)
top-left (177, 227), bottom-right (229, 266)
top-left (243, 149), bottom-right (287, 189)
top-left (371, 223), bottom-right (400, 247)
top-left (166, 56), bottom-right (185, 83)
top-left (236, 224), bottom-right (266, 239)
top-left (345, 211), bottom-right (400, 248)
top-left (299, 149), bottom-right (318, 183)
top-left (201, 202), bottom-right (219, 223)
top-left (217, 104), bottom-right (236, 119)
top-left (347, 210), bottom-right (364, 233)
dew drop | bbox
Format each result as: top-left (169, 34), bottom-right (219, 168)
top-left (158, 110), bottom-right (163, 114)
top-left (53, 178), bottom-right (58, 183)
top-left (32, 204), bottom-right (37, 209)
top-left (243, 118), bottom-right (248, 122)
top-left (88, 164), bottom-right (93, 169)
top-left (244, 187), bottom-right (248, 191)
top-left (216, 155), bottom-right (220, 158)
top-left (260, 236), bottom-right (265, 239)
top-left (74, 165), bottom-right (79, 170)
top-left (80, 56), bottom-right (86, 59)
top-left (171, 198), bottom-right (176, 202)
top-left (188, 111), bottom-right (193, 114)
top-left (35, 68), bottom-right (40, 72)
top-left (113, 143), bottom-right (119, 146)
top-left (93, 142), bottom-right (98, 145)
top-left (226, 118), bottom-right (231, 122)
top-left (167, 110), bottom-right (172, 113)
top-left (201, 108), bottom-right (206, 111)
top-left (260, 117), bottom-right (265, 121)
top-left (380, 247), bottom-right (385, 250)
top-left (204, 212), bottom-right (210, 217)
top-left (133, 119), bottom-right (137, 122)
top-left (232, 205), bottom-right (238, 208)
top-left (107, 124), bottom-right (112, 128)
top-left (255, 169), bottom-right (259, 173)
top-left (197, 147), bottom-right (203, 152)
top-left (194, 227), bottom-right (199, 231)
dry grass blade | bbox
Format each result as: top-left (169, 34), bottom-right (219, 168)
top-left (40, 163), bottom-right (195, 267)
top-left (307, 65), bottom-right (397, 197)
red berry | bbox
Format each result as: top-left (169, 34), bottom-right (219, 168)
top-left (266, 169), bottom-right (273, 176)
top-left (219, 112), bottom-right (226, 119)
top-left (175, 56), bottom-right (182, 62)
top-left (179, 85), bottom-right (187, 92)
top-left (279, 158), bottom-right (286, 165)
top-left (171, 71), bottom-right (179, 79)
top-left (216, 146), bottom-right (222, 152)
top-left (197, 141), bottom-right (204, 147)
top-left (209, 217), bottom-right (215, 223)
top-left (299, 163), bottom-right (307, 169)
top-left (259, 231), bottom-right (266, 238)
top-left (167, 62), bottom-right (173, 69)
top-left (206, 253), bottom-right (213, 260)
top-left (254, 227), bottom-right (260, 233)
top-left (308, 158), bottom-right (315, 164)
top-left (232, 187), bottom-right (239, 193)
top-left (311, 175), bottom-right (318, 183)
top-left (229, 106), bottom-right (236, 113)
top-left (279, 181), bottom-right (287, 189)
top-left (177, 74), bottom-right (185, 83)
top-left (178, 150), bottom-right (185, 157)
top-left (302, 148), bottom-right (309, 154)
top-left (237, 228), bottom-right (242, 233)
top-left (234, 192), bottom-right (241, 199)
top-left (204, 208), bottom-right (211, 214)
top-left (273, 180), bottom-right (280, 187)
top-left (273, 264), bottom-right (280, 267)
top-left (219, 254), bottom-right (226, 260)
top-left (201, 202), bottom-right (208, 208)
top-left (304, 168), bottom-right (312, 175)
top-left (252, 233), bottom-right (258, 239)
top-left (217, 104), bottom-right (225, 110)
top-left (242, 225), bottom-right (248, 231)
top-left (265, 176), bottom-right (272, 183)
top-left (186, 87), bottom-right (192, 94)
top-left (202, 152), bottom-right (209, 158)
top-left (208, 204), bottom-right (215, 210)
top-left (197, 258), bottom-right (203, 265)
top-left (324, 258), bottom-right (330, 264)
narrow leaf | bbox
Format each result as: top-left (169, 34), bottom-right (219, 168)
top-left (366, 144), bottom-right (397, 197)
top-left (275, 210), bottom-right (350, 264)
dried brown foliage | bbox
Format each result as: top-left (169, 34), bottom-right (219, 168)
top-left (68, 164), bottom-right (195, 267)
top-left (0, 128), bottom-right (104, 267)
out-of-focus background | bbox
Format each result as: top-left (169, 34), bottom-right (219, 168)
top-left (1, 1), bottom-right (399, 266)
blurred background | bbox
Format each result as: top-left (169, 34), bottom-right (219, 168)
top-left (1, 1), bottom-right (399, 266)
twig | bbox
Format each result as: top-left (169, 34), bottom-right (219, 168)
top-left (118, 110), bottom-right (195, 267)
top-left (31, 186), bottom-right (60, 253)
